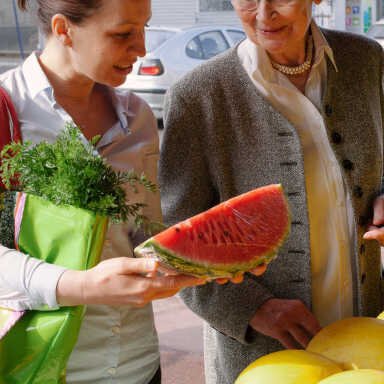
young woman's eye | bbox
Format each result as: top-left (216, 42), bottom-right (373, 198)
top-left (115, 32), bottom-right (132, 39)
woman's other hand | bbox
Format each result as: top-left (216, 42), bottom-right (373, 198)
top-left (56, 257), bottom-right (207, 308)
top-left (215, 263), bottom-right (268, 285)
top-left (363, 194), bottom-right (384, 245)
top-left (249, 298), bottom-right (321, 349)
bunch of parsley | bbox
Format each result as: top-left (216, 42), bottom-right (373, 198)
top-left (0, 124), bottom-right (157, 225)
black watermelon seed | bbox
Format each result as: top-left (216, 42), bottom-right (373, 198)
top-left (198, 233), bottom-right (204, 239)
top-left (175, 227), bottom-right (180, 232)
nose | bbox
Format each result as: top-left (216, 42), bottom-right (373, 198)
top-left (132, 28), bottom-right (146, 58)
top-left (255, 0), bottom-right (276, 21)
top-left (138, 30), bottom-right (146, 58)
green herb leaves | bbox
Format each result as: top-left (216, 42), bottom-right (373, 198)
top-left (0, 123), bottom-right (157, 224)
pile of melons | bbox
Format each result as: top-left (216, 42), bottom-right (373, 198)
top-left (235, 314), bottom-right (384, 384)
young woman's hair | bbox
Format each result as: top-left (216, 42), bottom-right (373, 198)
top-left (17, 0), bottom-right (102, 35)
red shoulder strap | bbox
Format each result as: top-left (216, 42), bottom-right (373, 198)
top-left (0, 87), bottom-right (21, 148)
top-left (0, 87), bottom-right (21, 190)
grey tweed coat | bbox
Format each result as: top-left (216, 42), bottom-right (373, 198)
top-left (159, 29), bottom-right (384, 384)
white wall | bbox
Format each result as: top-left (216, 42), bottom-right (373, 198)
top-left (151, 0), bottom-right (240, 27)
top-left (196, 11), bottom-right (241, 26)
top-left (151, 0), bottom-right (197, 26)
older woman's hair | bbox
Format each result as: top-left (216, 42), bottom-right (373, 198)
top-left (17, 0), bottom-right (102, 35)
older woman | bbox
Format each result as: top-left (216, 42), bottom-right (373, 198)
top-left (159, 1), bottom-right (384, 383)
top-left (0, 0), bottom-right (211, 383)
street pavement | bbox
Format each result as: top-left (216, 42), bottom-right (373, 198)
top-left (154, 128), bottom-right (205, 384)
top-left (153, 296), bottom-right (205, 384)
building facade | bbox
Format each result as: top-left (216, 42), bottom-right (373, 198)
top-left (151, 0), bottom-right (381, 33)
top-left (0, 1), bottom-right (38, 55)
top-left (0, 0), bottom-right (383, 58)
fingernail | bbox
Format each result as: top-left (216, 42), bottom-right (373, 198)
top-left (146, 259), bottom-right (158, 270)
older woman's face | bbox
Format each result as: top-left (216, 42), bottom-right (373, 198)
top-left (233, 0), bottom-right (321, 59)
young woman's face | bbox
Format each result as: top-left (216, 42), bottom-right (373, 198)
top-left (68, 0), bottom-right (150, 87)
top-left (233, 0), bottom-right (321, 60)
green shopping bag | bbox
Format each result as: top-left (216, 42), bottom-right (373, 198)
top-left (0, 192), bottom-right (108, 383)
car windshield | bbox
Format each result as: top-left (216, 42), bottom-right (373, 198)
top-left (367, 24), bottom-right (384, 39)
top-left (145, 29), bottom-right (176, 52)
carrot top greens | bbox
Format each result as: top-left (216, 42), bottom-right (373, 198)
top-left (0, 123), bottom-right (157, 225)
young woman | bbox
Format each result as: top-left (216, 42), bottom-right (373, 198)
top-left (0, 1), bottom-right (207, 383)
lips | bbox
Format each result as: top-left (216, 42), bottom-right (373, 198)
top-left (113, 64), bottom-right (133, 75)
top-left (258, 25), bottom-right (286, 34)
top-left (115, 64), bottom-right (133, 70)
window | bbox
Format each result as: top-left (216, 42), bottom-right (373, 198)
top-left (186, 31), bottom-right (230, 60)
top-left (366, 24), bottom-right (384, 39)
top-left (0, 3), bottom-right (38, 73)
top-left (199, 0), bottom-right (234, 12)
top-left (186, 38), bottom-right (204, 60)
top-left (145, 29), bottom-right (176, 53)
top-left (0, 26), bottom-right (38, 53)
top-left (312, 1), bottom-right (334, 28)
top-left (226, 30), bottom-right (246, 45)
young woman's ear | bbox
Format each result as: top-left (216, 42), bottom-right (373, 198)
top-left (51, 14), bottom-right (72, 46)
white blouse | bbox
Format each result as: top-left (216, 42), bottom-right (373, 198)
top-left (237, 21), bottom-right (354, 327)
top-left (0, 52), bottom-right (161, 383)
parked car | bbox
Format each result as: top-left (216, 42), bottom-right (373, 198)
top-left (366, 19), bottom-right (384, 47)
top-left (119, 25), bottom-right (246, 120)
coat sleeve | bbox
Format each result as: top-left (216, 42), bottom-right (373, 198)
top-left (381, 49), bottom-right (384, 192)
top-left (0, 245), bottom-right (67, 310)
top-left (159, 85), bottom-right (274, 344)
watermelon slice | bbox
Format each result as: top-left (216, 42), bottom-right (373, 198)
top-left (135, 184), bottom-right (290, 277)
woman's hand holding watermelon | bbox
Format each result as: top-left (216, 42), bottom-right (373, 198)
top-left (249, 298), bottom-right (321, 349)
top-left (57, 257), bottom-right (207, 308)
top-left (363, 194), bottom-right (384, 245)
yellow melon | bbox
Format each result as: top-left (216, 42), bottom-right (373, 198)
top-left (318, 369), bottom-right (384, 383)
top-left (378, 311), bottom-right (384, 320)
top-left (307, 317), bottom-right (384, 370)
top-left (234, 349), bottom-right (342, 384)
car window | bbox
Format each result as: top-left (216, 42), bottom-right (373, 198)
top-left (186, 38), bottom-right (204, 59)
top-left (145, 30), bottom-right (176, 52)
top-left (227, 30), bottom-right (246, 45)
top-left (186, 31), bottom-right (230, 60)
top-left (366, 24), bottom-right (384, 39)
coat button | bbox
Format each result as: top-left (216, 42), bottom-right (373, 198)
top-left (331, 132), bottom-right (342, 144)
top-left (353, 186), bottom-right (363, 198)
top-left (342, 159), bottom-right (354, 171)
top-left (360, 244), bottom-right (365, 254)
top-left (361, 272), bottom-right (366, 284)
top-left (325, 104), bottom-right (333, 117)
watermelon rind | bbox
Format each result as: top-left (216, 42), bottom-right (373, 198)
top-left (134, 240), bottom-right (279, 278)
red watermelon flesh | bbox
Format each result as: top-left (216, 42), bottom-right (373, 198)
top-left (135, 184), bottom-right (290, 277)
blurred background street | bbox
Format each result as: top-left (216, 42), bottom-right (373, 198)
top-left (153, 296), bottom-right (205, 384)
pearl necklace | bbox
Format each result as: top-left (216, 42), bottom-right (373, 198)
top-left (271, 37), bottom-right (313, 76)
